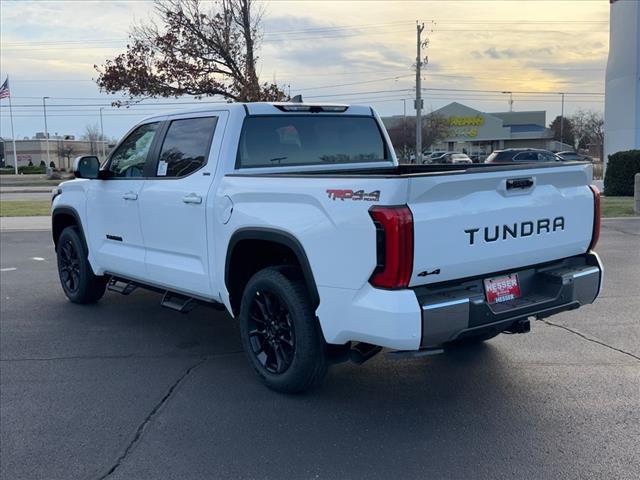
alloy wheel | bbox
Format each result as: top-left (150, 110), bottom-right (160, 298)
top-left (59, 240), bottom-right (81, 293)
top-left (247, 290), bottom-right (296, 374)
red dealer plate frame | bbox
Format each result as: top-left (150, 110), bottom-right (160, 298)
top-left (484, 273), bottom-right (521, 304)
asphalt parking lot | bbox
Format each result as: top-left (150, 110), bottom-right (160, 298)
top-left (1, 219), bottom-right (639, 480)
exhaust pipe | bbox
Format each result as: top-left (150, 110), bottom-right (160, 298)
top-left (349, 342), bottom-right (383, 365)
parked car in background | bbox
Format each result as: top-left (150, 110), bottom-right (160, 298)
top-left (557, 151), bottom-right (593, 162)
top-left (444, 153), bottom-right (473, 164)
top-left (423, 151), bottom-right (472, 164)
top-left (422, 151), bottom-right (451, 163)
top-left (485, 148), bottom-right (562, 164)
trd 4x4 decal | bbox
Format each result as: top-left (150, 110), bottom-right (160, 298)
top-left (326, 189), bottom-right (381, 201)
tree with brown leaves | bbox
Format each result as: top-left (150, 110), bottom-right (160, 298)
top-left (95, 0), bottom-right (286, 103)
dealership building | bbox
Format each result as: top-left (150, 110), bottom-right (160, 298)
top-left (383, 102), bottom-right (570, 159)
top-left (0, 135), bottom-right (110, 170)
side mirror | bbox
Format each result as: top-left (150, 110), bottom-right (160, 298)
top-left (73, 156), bottom-right (100, 179)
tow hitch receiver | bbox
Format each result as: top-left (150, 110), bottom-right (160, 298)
top-left (505, 319), bottom-right (531, 334)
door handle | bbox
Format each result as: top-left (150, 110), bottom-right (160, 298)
top-left (506, 177), bottom-right (534, 190)
top-left (182, 193), bottom-right (203, 204)
top-left (122, 191), bottom-right (138, 201)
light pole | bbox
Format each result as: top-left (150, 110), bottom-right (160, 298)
top-left (415, 22), bottom-right (425, 164)
top-left (42, 96), bottom-right (51, 167)
top-left (501, 91), bottom-right (514, 111)
top-left (99, 107), bottom-right (106, 160)
top-left (558, 92), bottom-right (565, 148)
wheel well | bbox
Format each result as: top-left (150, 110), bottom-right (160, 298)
top-left (225, 236), bottom-right (318, 316)
top-left (52, 212), bottom-right (78, 248)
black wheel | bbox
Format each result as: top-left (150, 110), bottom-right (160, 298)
top-left (56, 226), bottom-right (107, 304)
top-left (239, 267), bottom-right (328, 393)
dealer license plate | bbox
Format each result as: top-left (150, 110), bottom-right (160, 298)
top-left (484, 273), bottom-right (521, 304)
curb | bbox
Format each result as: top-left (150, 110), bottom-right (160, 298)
top-left (0, 189), bottom-right (54, 194)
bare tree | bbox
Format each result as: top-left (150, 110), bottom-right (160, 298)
top-left (386, 113), bottom-right (450, 162)
top-left (570, 109), bottom-right (604, 159)
top-left (549, 115), bottom-right (575, 148)
top-left (82, 123), bottom-right (106, 155)
top-left (56, 140), bottom-right (76, 170)
top-left (95, 0), bottom-right (286, 103)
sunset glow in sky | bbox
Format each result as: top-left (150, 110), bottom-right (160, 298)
top-left (0, 0), bottom-right (609, 139)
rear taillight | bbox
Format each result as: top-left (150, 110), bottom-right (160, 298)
top-left (589, 184), bottom-right (601, 251)
top-left (368, 206), bottom-right (414, 289)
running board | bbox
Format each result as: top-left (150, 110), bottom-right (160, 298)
top-left (107, 277), bottom-right (137, 295)
top-left (160, 291), bottom-right (197, 313)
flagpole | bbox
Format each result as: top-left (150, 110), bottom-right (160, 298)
top-left (8, 82), bottom-right (18, 175)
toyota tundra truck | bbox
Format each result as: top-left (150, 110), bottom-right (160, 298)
top-left (52, 102), bottom-right (603, 392)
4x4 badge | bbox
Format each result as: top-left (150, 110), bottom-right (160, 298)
top-left (326, 189), bottom-right (380, 201)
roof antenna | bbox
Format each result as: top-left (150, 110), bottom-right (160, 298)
top-left (290, 94), bottom-right (303, 103)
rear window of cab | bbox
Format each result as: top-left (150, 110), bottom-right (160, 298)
top-left (236, 115), bottom-right (389, 168)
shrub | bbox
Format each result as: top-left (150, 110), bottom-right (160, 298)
top-left (604, 150), bottom-right (640, 196)
top-left (17, 165), bottom-right (47, 175)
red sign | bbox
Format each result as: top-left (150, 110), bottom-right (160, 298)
top-left (484, 273), bottom-right (521, 304)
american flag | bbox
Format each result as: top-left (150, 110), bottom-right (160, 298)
top-left (0, 77), bottom-right (10, 99)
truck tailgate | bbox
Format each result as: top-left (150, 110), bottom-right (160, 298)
top-left (407, 163), bottom-right (595, 287)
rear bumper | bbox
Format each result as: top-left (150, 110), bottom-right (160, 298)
top-left (414, 252), bottom-right (603, 347)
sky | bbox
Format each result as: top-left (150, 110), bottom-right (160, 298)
top-left (0, 0), bottom-right (610, 140)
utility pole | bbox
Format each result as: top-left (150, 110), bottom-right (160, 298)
top-left (42, 96), bottom-right (51, 166)
top-left (415, 21), bottom-right (425, 164)
top-left (99, 107), bottom-right (106, 160)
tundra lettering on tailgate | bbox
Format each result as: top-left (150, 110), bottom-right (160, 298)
top-left (326, 189), bottom-right (381, 201)
top-left (465, 217), bottom-right (565, 245)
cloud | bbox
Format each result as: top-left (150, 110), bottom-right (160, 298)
top-left (481, 46), bottom-right (555, 59)
top-left (1, 0), bottom-right (610, 138)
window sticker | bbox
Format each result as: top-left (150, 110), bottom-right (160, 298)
top-left (157, 160), bottom-right (168, 176)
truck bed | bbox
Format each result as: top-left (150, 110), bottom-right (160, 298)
top-left (227, 161), bottom-right (589, 178)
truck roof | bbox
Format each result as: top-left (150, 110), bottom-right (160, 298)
top-left (141, 102), bottom-right (374, 122)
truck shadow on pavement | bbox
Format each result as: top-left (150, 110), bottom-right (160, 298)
top-left (3, 283), bottom-right (624, 479)
top-left (73, 291), bottom-right (560, 479)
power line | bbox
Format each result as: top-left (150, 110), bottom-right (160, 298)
top-left (295, 75), bottom-right (413, 92)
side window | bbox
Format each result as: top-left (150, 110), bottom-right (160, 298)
top-left (538, 152), bottom-right (558, 162)
top-left (156, 117), bottom-right (217, 178)
top-left (108, 123), bottom-right (159, 177)
top-left (514, 152), bottom-right (537, 162)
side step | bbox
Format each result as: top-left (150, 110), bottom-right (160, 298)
top-left (160, 290), bottom-right (197, 313)
top-left (107, 277), bottom-right (137, 295)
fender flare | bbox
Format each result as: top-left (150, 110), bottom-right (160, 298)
top-left (225, 227), bottom-right (320, 308)
top-left (52, 206), bottom-right (88, 252)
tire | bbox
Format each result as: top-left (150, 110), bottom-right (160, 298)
top-left (56, 226), bottom-right (107, 304)
top-left (239, 267), bottom-right (328, 393)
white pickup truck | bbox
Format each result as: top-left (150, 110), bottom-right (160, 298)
top-left (52, 102), bottom-right (603, 392)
